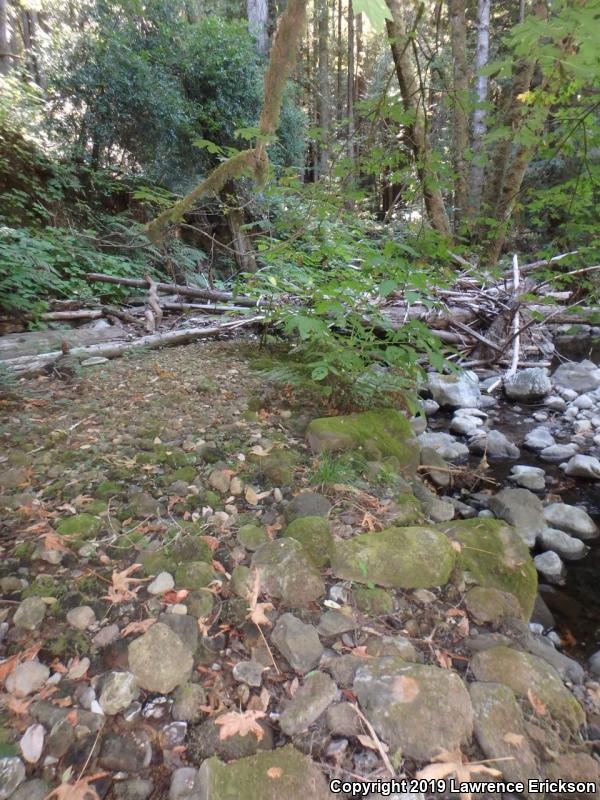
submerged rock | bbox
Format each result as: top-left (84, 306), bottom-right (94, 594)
top-left (353, 657), bottom-right (473, 760)
top-left (306, 410), bottom-right (419, 478)
top-left (524, 426), bottom-right (555, 451)
top-left (331, 526), bottom-right (455, 589)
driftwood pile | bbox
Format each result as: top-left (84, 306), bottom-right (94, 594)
top-left (1, 253), bottom-right (599, 379)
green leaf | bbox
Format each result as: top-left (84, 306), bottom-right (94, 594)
top-left (353, 0), bottom-right (392, 32)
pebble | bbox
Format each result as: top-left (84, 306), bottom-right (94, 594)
top-left (534, 551), bottom-right (566, 584)
top-left (147, 572), bottom-right (175, 595)
top-left (93, 624), bottom-right (121, 648)
top-left (564, 453), bottom-right (600, 479)
top-left (66, 605), bottom-right (96, 630)
top-left (540, 443), bottom-right (579, 462)
top-left (0, 757), bottom-right (26, 800)
top-left (169, 767), bottom-right (199, 800)
top-left (99, 671), bottom-right (139, 715)
top-left (13, 596), bottom-right (46, 630)
top-left (508, 465), bottom-right (546, 491)
top-left (6, 662), bottom-right (50, 697)
top-left (232, 660), bottom-right (265, 688)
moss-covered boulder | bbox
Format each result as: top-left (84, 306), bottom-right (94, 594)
top-left (140, 551), bottom-right (177, 577)
top-left (441, 518), bottom-right (537, 620)
top-left (196, 744), bottom-right (331, 800)
top-left (282, 517), bottom-right (333, 568)
top-left (251, 539), bottom-right (324, 607)
top-left (354, 586), bottom-right (394, 615)
top-left (392, 492), bottom-right (424, 526)
top-left (56, 513), bottom-right (102, 542)
top-left (252, 449), bottom-right (299, 485)
top-left (175, 561), bottom-right (215, 590)
top-left (464, 586), bottom-right (523, 625)
top-left (331, 526), bottom-right (455, 589)
top-left (470, 647), bottom-right (585, 733)
top-left (237, 525), bottom-right (268, 551)
top-left (306, 409), bottom-right (419, 479)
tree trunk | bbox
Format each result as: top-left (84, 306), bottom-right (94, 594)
top-left (469, 0), bottom-right (490, 217)
top-left (336, 0), bottom-right (343, 122)
top-left (385, 0), bottom-right (451, 237)
top-left (247, 0), bottom-right (269, 56)
top-left (227, 207), bottom-right (258, 273)
top-left (449, 0), bottom-right (469, 229)
top-left (185, 0), bottom-right (203, 23)
top-left (0, 0), bottom-right (11, 75)
top-left (316, 0), bottom-right (330, 177)
top-left (347, 0), bottom-right (355, 160)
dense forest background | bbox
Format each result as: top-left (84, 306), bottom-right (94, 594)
top-left (1, 0), bottom-right (599, 402)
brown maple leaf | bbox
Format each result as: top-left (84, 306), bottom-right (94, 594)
top-left (247, 569), bottom-right (273, 628)
top-left (121, 618), bottom-right (156, 637)
top-left (104, 564), bottom-right (146, 604)
top-left (215, 709), bottom-right (266, 741)
top-left (45, 771), bottom-right (108, 800)
top-left (417, 749), bottom-right (505, 800)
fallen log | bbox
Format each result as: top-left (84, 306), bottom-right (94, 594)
top-left (2, 316), bottom-right (265, 377)
top-left (85, 272), bottom-right (258, 308)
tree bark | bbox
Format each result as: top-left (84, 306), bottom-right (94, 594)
top-left (449, 0), bottom-right (469, 229)
top-left (336, 0), bottom-right (343, 122)
top-left (469, 0), bottom-right (490, 216)
top-left (385, 0), bottom-right (451, 237)
top-left (0, 0), bottom-right (11, 75)
top-left (347, 0), bottom-right (355, 160)
top-left (247, 0), bottom-right (269, 56)
top-left (316, 0), bottom-right (331, 177)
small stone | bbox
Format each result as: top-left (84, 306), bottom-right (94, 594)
top-left (524, 426), bottom-right (555, 451)
top-left (534, 551), bottom-right (566, 584)
top-left (169, 767), bottom-right (200, 800)
top-left (99, 671), bottom-right (139, 715)
top-left (284, 491), bottom-right (332, 522)
top-left (508, 465), bottom-right (546, 492)
top-left (13, 596), bottom-right (46, 630)
top-left (468, 429), bottom-right (520, 459)
top-left (365, 635), bottom-right (418, 661)
top-left (450, 414), bottom-right (484, 436)
top-left (317, 610), bottom-right (357, 639)
top-left (544, 395), bottom-right (566, 411)
top-left (172, 683), bottom-right (207, 723)
top-left (208, 470), bottom-right (230, 494)
top-left (279, 671), bottom-right (337, 735)
top-left (6, 661), bottom-right (49, 697)
top-left (543, 503), bottom-right (599, 540)
top-left (232, 661), bottom-right (265, 688)
top-left (66, 605), bottom-right (96, 630)
top-left (0, 757), bottom-right (26, 800)
top-left (93, 624), bottom-right (120, 648)
top-left (271, 613), bottom-right (323, 674)
top-left (251, 539), bottom-right (324, 607)
top-left (113, 778), bottom-right (154, 800)
top-left (428, 371), bottom-right (481, 408)
top-left (540, 443), bottom-right (579, 462)
top-left (229, 477), bottom-right (243, 495)
top-left (464, 587), bottom-right (521, 624)
top-left (417, 432), bottom-right (469, 461)
top-left (128, 623), bottom-right (193, 694)
top-left (537, 528), bottom-right (589, 560)
top-left (10, 780), bottom-right (48, 800)
top-left (147, 572), bottom-right (175, 595)
top-left (504, 368), bottom-right (551, 400)
top-left (99, 733), bottom-right (148, 773)
top-left (326, 702), bottom-right (361, 736)
top-left (564, 454), bottom-right (600, 480)
top-left (236, 525), bottom-right (267, 551)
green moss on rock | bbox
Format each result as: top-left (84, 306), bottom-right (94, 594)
top-left (332, 526), bottom-right (456, 589)
top-left (282, 516), bottom-right (333, 568)
top-left (96, 480), bottom-right (122, 499)
top-left (237, 525), bottom-right (268, 551)
top-left (175, 561), bottom-right (215, 589)
top-left (56, 513), bottom-right (102, 542)
top-left (354, 586), bottom-right (394, 614)
top-left (393, 492), bottom-right (424, 526)
top-left (306, 409), bottom-right (419, 479)
top-left (251, 449), bottom-right (300, 485)
top-left (441, 518), bottom-right (538, 620)
top-left (141, 551), bottom-right (177, 577)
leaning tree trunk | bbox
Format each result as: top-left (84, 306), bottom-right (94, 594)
top-left (469, 0), bottom-right (491, 217)
top-left (449, 0), bottom-right (469, 230)
top-left (247, 0), bottom-right (269, 56)
top-left (385, 0), bottom-right (451, 237)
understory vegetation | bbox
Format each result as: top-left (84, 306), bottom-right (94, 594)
top-left (1, 0), bottom-right (599, 407)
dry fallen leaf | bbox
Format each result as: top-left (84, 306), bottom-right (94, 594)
top-left (215, 709), bottom-right (266, 741)
top-left (267, 767), bottom-right (282, 779)
top-left (417, 749), bottom-right (504, 800)
top-left (247, 569), bottom-right (274, 628)
top-left (45, 772), bottom-right (108, 800)
top-left (502, 732), bottom-right (525, 747)
top-left (527, 688), bottom-right (547, 716)
top-left (357, 734), bottom-right (389, 753)
top-left (104, 563), bottom-right (146, 604)
top-left (245, 486), bottom-right (259, 506)
top-left (121, 618), bottom-right (156, 637)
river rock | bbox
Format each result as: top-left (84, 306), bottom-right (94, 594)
top-left (317, 610), bottom-right (357, 639)
top-left (464, 586), bottom-right (522, 624)
top-left (99, 733), bottom-right (148, 772)
top-left (169, 767), bottom-right (201, 800)
top-left (428, 371), bottom-right (481, 409)
top-left (99, 670), bottom-right (139, 715)
top-left (172, 683), bottom-right (207, 722)
top-left (10, 780), bottom-right (48, 800)
top-left (470, 646), bottom-right (585, 732)
top-left (443, 519), bottom-right (538, 619)
top-left (232, 661), bottom-right (265, 688)
top-left (236, 525), bottom-right (267, 551)
top-left (12, 596), bottom-right (46, 630)
top-left (508, 465), bottom-right (546, 491)
top-left (419, 447), bottom-right (451, 488)
top-left (282, 516), bottom-right (333, 568)
top-left (417, 432), bottom-right (469, 461)
top-left (280, 672), bottom-right (337, 735)
top-left (534, 551), bottom-right (566, 584)
top-left (488, 487), bottom-right (545, 547)
top-left (450, 414), bottom-right (483, 435)
top-left (113, 778), bottom-right (153, 800)
top-left (66, 605), bottom-right (96, 630)
top-left (271, 614), bottom-right (323, 674)
top-left (504, 368), bottom-right (551, 400)
top-left (543, 503), bottom-right (599, 540)
top-left (544, 395), bottom-right (567, 411)
top-left (0, 757), bottom-right (26, 800)
top-left (468, 429), bottom-right (520, 459)
top-left (499, 619), bottom-right (585, 685)
top-left (196, 745), bottom-right (331, 800)
top-left (147, 571), bottom-right (175, 595)
top-left (537, 528), bottom-right (589, 560)
top-left (5, 661), bottom-right (49, 697)
top-left (411, 482), bottom-right (454, 522)
top-left (544, 752), bottom-right (600, 798)
top-left (306, 410), bottom-right (419, 478)
top-left (326, 702), bottom-right (361, 736)
top-left (564, 453), bottom-right (600, 479)
top-left (353, 657), bottom-right (473, 760)
top-left (552, 360), bottom-right (600, 393)
top-left (331, 526), bottom-right (455, 589)
top-left (470, 682), bottom-right (540, 794)
top-left (588, 650), bottom-right (600, 678)
top-left (251, 538), bottom-right (324, 607)
top-left (540, 443), bottom-right (579, 462)
top-left (128, 623), bottom-right (193, 693)
top-left (524, 426), bottom-right (556, 451)
top-left (284, 492), bottom-right (331, 522)
top-left (190, 717), bottom-right (272, 762)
